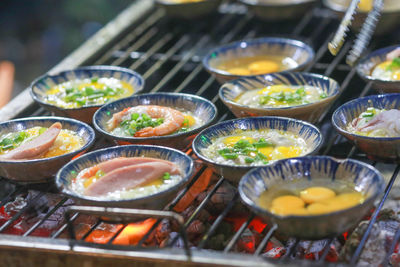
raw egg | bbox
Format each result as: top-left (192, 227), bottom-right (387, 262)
top-left (299, 187), bottom-right (336, 204)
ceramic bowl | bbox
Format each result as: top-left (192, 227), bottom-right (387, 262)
top-left (239, 156), bottom-right (384, 240)
top-left (332, 93), bottom-right (400, 163)
top-left (0, 116), bottom-right (95, 183)
top-left (323, 0), bottom-right (400, 34)
top-left (56, 145), bottom-right (194, 209)
top-left (155, 0), bottom-right (222, 19)
top-left (93, 92), bottom-right (218, 150)
top-left (30, 66), bottom-right (144, 124)
top-left (356, 45), bottom-right (400, 93)
top-left (219, 72), bottom-right (340, 123)
top-left (239, 0), bottom-right (316, 21)
top-left (192, 116), bottom-right (323, 184)
top-left (203, 37), bottom-right (315, 83)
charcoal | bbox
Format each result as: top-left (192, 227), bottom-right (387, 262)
top-left (155, 219), bottom-right (171, 244)
top-left (181, 205), bottom-right (210, 222)
top-left (340, 209), bottom-right (400, 266)
top-left (235, 228), bottom-right (262, 253)
top-left (196, 182), bottom-right (247, 215)
top-left (186, 220), bottom-right (205, 240)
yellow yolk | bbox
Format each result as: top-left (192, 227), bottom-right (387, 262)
top-left (392, 70), bottom-right (400, 81)
top-left (306, 202), bottom-right (330, 215)
top-left (143, 178), bottom-right (164, 187)
top-left (299, 187), bottom-right (336, 204)
top-left (358, 0), bottom-right (372, 12)
top-left (226, 68), bottom-right (251, 76)
top-left (223, 136), bottom-right (254, 146)
top-left (248, 60), bottom-right (279, 75)
top-left (258, 147), bottom-right (274, 159)
top-left (322, 192), bottom-right (365, 211)
top-left (271, 146), bottom-right (302, 160)
top-left (267, 186), bottom-right (364, 216)
top-left (183, 115), bottom-right (196, 127)
top-left (84, 176), bottom-right (98, 188)
top-left (270, 195), bottom-right (305, 216)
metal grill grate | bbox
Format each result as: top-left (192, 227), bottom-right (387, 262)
top-left (1, 1), bottom-right (400, 266)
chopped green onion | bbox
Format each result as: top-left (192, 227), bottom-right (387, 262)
top-left (95, 170), bottom-right (105, 178)
top-left (91, 77), bottom-right (99, 83)
top-left (163, 172), bottom-right (171, 180)
top-left (362, 112), bottom-right (374, 118)
top-left (38, 127), bottom-right (47, 135)
top-left (245, 157), bottom-right (254, 163)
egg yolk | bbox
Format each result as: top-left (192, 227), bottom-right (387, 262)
top-left (270, 195), bottom-right (305, 216)
top-left (271, 146), bottom-right (302, 160)
top-left (227, 68), bottom-right (251, 76)
top-left (299, 187), bottom-right (336, 204)
top-left (248, 60), bottom-right (279, 75)
top-left (358, 0), bottom-right (372, 12)
top-left (268, 187), bottom-right (365, 216)
top-left (183, 115), bottom-right (196, 127)
top-left (223, 136), bottom-right (254, 146)
top-left (258, 147), bottom-right (274, 159)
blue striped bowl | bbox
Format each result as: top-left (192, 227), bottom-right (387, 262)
top-left (30, 66), bottom-right (144, 124)
top-left (239, 0), bottom-right (316, 21)
top-left (192, 116), bottom-right (323, 184)
top-left (356, 45), bottom-right (400, 93)
top-left (93, 92), bottom-right (218, 150)
top-left (239, 156), bottom-right (384, 239)
top-left (219, 72), bottom-right (340, 123)
top-left (56, 145), bottom-right (194, 209)
top-left (0, 116), bottom-right (95, 183)
top-left (155, 0), bottom-right (222, 19)
top-left (203, 37), bottom-right (315, 83)
top-left (332, 93), bottom-right (400, 162)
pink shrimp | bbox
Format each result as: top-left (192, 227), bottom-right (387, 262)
top-left (107, 105), bottom-right (185, 137)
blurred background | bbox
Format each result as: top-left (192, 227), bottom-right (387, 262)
top-left (0, 0), bottom-right (131, 105)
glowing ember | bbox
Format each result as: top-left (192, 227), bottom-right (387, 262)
top-left (113, 218), bottom-right (156, 245)
top-left (174, 167), bottom-right (213, 212)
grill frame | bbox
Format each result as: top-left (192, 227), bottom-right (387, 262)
top-left (0, 1), bottom-right (400, 266)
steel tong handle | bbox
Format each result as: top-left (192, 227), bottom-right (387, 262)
top-left (328, 0), bottom-right (360, 56)
top-left (346, 0), bottom-right (384, 66)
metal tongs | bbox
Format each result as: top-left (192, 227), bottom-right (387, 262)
top-left (328, 0), bottom-right (384, 66)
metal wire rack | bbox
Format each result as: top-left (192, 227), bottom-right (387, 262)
top-left (1, 1), bottom-right (400, 266)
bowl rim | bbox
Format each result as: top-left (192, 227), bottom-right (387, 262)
top-left (155, 0), bottom-right (221, 6)
top-left (239, 0), bottom-right (316, 7)
top-left (0, 116), bottom-right (95, 164)
top-left (92, 92), bottom-right (218, 142)
top-left (192, 116), bottom-right (323, 169)
top-left (55, 144), bottom-right (194, 204)
top-left (202, 37), bottom-right (315, 79)
top-left (332, 93), bottom-right (400, 141)
top-left (30, 65), bottom-right (145, 111)
top-left (356, 44), bottom-right (400, 84)
top-left (323, 0), bottom-right (400, 14)
top-left (238, 155), bottom-right (385, 220)
top-left (219, 71), bottom-right (340, 111)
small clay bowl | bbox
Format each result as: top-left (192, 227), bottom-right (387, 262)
top-left (56, 145), bottom-right (194, 209)
top-left (30, 66), bottom-right (144, 124)
top-left (219, 72), bottom-right (340, 123)
top-left (0, 116), bottom-right (95, 183)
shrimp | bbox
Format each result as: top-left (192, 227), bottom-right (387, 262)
top-left (107, 105), bottom-right (185, 137)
